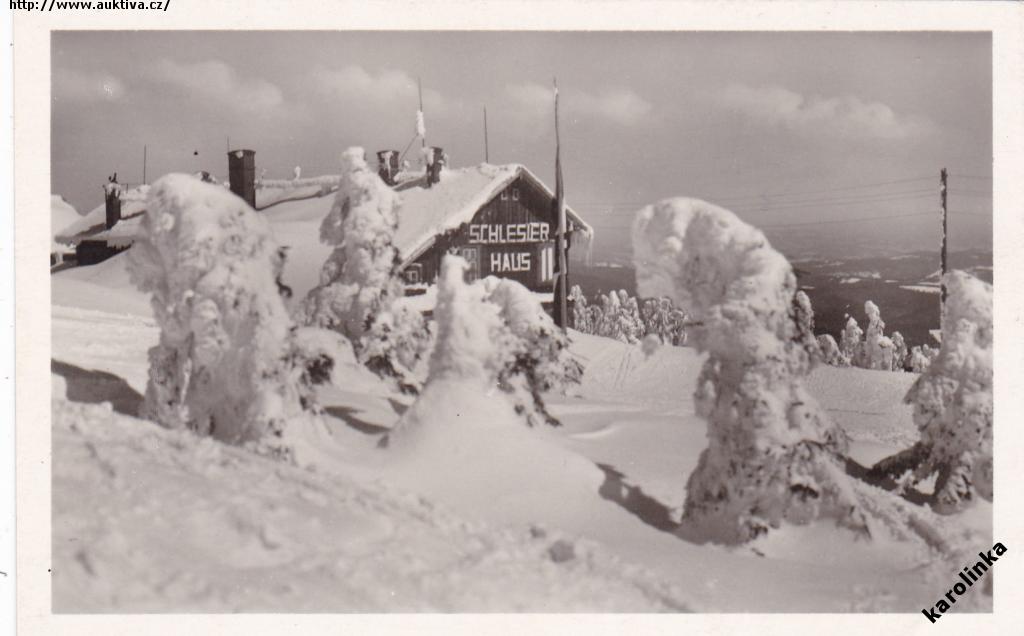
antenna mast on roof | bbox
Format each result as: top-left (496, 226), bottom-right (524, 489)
top-left (484, 106), bottom-right (490, 163)
top-left (417, 77), bottom-right (426, 150)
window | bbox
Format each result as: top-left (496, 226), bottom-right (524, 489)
top-left (512, 188), bottom-right (520, 201)
top-left (403, 263), bottom-right (422, 284)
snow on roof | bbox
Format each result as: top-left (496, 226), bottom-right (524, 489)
top-left (51, 195), bottom-right (82, 251)
top-left (54, 163), bottom-right (596, 259)
top-left (55, 199), bottom-right (148, 245)
top-left (393, 163), bottom-right (593, 266)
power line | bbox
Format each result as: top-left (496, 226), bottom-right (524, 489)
top-left (569, 174), bottom-right (936, 208)
top-left (758, 211), bottom-right (933, 229)
top-left (950, 174), bottom-right (992, 180)
top-left (728, 190), bottom-right (934, 214)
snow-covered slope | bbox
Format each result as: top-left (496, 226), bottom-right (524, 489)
top-left (51, 299), bottom-right (993, 612)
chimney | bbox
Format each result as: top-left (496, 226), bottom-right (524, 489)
top-left (377, 150), bottom-right (400, 186)
top-left (227, 149), bottom-right (256, 208)
top-left (104, 173), bottom-right (121, 229)
top-left (425, 146), bottom-right (445, 187)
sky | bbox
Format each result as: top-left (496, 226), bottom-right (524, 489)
top-left (51, 31), bottom-right (992, 260)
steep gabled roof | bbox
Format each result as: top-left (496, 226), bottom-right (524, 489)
top-left (393, 163), bottom-right (593, 266)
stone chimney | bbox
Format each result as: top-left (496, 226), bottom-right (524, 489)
top-left (227, 149), bottom-right (256, 208)
top-left (377, 150), bottom-right (400, 186)
top-left (425, 146), bottom-right (445, 187)
top-left (103, 173), bottom-right (121, 230)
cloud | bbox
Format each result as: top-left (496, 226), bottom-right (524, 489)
top-left (506, 83), bottom-right (652, 127)
top-left (311, 65), bottom-right (445, 112)
top-left (53, 68), bottom-right (126, 102)
top-left (153, 59), bottom-right (284, 113)
top-left (715, 83), bottom-right (933, 140)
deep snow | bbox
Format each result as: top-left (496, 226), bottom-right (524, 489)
top-left (50, 299), bottom-right (992, 612)
top-left (48, 184), bottom-right (992, 613)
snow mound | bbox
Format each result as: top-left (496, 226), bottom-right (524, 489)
top-left (51, 398), bottom-right (690, 612)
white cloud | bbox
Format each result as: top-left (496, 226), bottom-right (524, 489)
top-left (53, 68), bottom-right (126, 102)
top-left (153, 59), bottom-right (284, 113)
top-left (311, 65), bottom-right (445, 112)
top-left (506, 83), bottom-right (652, 127)
top-left (716, 83), bottom-right (933, 140)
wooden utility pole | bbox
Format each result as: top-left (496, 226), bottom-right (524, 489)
top-left (483, 106), bottom-right (490, 163)
top-left (553, 78), bottom-right (568, 331)
top-left (940, 168), bottom-right (948, 314)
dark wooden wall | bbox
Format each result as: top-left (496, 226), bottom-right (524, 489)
top-left (408, 176), bottom-right (567, 292)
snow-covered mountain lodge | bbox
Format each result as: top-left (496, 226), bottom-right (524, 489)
top-left (54, 149), bottom-right (594, 299)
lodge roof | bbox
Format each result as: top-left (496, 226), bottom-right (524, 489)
top-left (54, 163), bottom-right (595, 260)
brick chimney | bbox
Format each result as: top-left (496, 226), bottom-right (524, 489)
top-left (103, 173), bottom-right (121, 229)
top-left (425, 146), bottom-right (445, 187)
top-left (227, 149), bottom-right (256, 208)
top-left (377, 150), bottom-right (400, 186)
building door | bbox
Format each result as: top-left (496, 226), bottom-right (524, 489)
top-left (456, 246), bottom-right (480, 282)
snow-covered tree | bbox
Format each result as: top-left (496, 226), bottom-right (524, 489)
top-left (869, 272), bottom-right (992, 512)
top-left (816, 334), bottom-right (846, 366)
top-left (909, 344), bottom-right (938, 373)
top-left (641, 296), bottom-right (689, 346)
top-left (862, 301), bottom-right (894, 370)
top-left (128, 173), bottom-right (318, 450)
top-left (792, 290), bottom-right (821, 365)
top-left (890, 331), bottom-right (909, 371)
top-left (302, 147), bottom-right (429, 392)
top-left (569, 284), bottom-right (591, 332)
top-left (388, 256), bottom-right (517, 442)
top-left (633, 198), bottom-right (865, 543)
top-left (485, 277), bottom-right (583, 427)
top-left (839, 316), bottom-right (863, 365)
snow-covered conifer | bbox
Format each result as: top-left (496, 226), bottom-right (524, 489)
top-left (816, 334), bottom-right (846, 366)
top-left (909, 344), bottom-right (937, 373)
top-left (128, 174), bottom-right (317, 449)
top-left (890, 331), bottom-right (908, 371)
top-left (862, 301), bottom-right (894, 370)
top-left (569, 284), bottom-right (591, 332)
top-left (302, 147), bottom-right (428, 392)
top-left (792, 290), bottom-right (821, 364)
top-left (840, 316), bottom-right (863, 366)
top-left (869, 272), bottom-right (992, 512)
top-left (633, 198), bottom-right (864, 543)
top-left (484, 277), bottom-right (583, 427)
top-left (388, 256), bottom-right (516, 442)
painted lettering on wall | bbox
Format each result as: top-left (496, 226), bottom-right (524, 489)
top-left (468, 222), bottom-right (550, 244)
top-left (490, 251), bottom-right (532, 273)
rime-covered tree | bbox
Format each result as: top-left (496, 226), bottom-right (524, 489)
top-left (302, 147), bottom-right (428, 392)
top-left (485, 277), bottom-right (583, 427)
top-left (840, 316), bottom-right (863, 365)
top-left (816, 334), bottom-right (846, 366)
top-left (869, 272), bottom-right (992, 512)
top-left (569, 284), bottom-right (591, 332)
top-left (792, 290), bottom-right (821, 364)
top-left (909, 344), bottom-right (938, 373)
top-left (128, 174), bottom-right (318, 451)
top-left (890, 331), bottom-right (909, 371)
top-left (862, 301), bottom-right (894, 370)
top-left (633, 198), bottom-right (865, 543)
top-left (388, 256), bottom-right (518, 442)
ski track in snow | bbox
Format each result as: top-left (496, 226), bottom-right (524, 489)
top-left (50, 304), bottom-right (993, 613)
